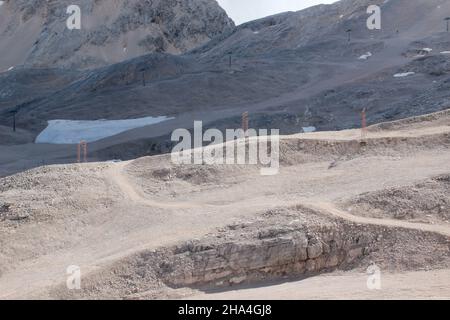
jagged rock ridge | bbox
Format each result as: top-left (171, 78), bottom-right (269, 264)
top-left (0, 0), bottom-right (234, 70)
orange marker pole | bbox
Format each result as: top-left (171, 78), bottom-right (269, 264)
top-left (242, 112), bottom-right (249, 137)
top-left (77, 143), bottom-right (81, 163)
top-left (77, 141), bottom-right (88, 163)
top-left (83, 142), bottom-right (87, 163)
top-left (361, 109), bottom-right (367, 141)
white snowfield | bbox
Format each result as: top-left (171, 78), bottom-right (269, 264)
top-left (302, 126), bottom-right (317, 133)
top-left (36, 116), bottom-right (174, 144)
top-left (358, 52), bottom-right (372, 60)
top-left (394, 72), bottom-right (415, 78)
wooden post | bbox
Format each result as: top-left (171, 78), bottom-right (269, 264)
top-left (77, 141), bottom-right (88, 163)
top-left (77, 143), bottom-right (81, 163)
top-left (361, 108), bottom-right (367, 142)
top-left (242, 112), bottom-right (249, 138)
top-left (83, 142), bottom-right (87, 163)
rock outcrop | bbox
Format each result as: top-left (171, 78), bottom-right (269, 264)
top-left (0, 0), bottom-right (234, 70)
top-left (49, 205), bottom-right (450, 299)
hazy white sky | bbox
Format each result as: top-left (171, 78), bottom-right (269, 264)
top-left (217, 0), bottom-right (338, 25)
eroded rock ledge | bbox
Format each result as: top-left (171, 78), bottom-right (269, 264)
top-left (53, 205), bottom-right (450, 299)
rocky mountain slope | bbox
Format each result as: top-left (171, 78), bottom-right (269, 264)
top-left (1, 0), bottom-right (450, 176)
top-left (1, 0), bottom-right (449, 299)
top-left (0, 0), bottom-right (234, 70)
top-left (0, 110), bottom-right (449, 299)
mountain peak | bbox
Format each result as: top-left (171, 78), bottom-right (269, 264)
top-left (0, 0), bottom-right (234, 70)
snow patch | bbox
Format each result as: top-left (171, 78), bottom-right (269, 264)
top-left (358, 52), bottom-right (372, 60)
top-left (302, 126), bottom-right (317, 133)
top-left (36, 116), bottom-right (174, 144)
top-left (394, 72), bottom-right (415, 78)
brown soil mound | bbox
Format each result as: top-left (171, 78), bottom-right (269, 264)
top-left (343, 175), bottom-right (450, 224)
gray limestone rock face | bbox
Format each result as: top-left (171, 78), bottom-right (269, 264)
top-left (0, 0), bottom-right (234, 70)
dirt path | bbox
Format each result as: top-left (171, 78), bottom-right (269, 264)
top-left (109, 162), bottom-right (450, 238)
top-left (0, 111), bottom-right (448, 299)
top-left (287, 122), bottom-right (450, 141)
top-left (110, 156), bottom-right (450, 238)
top-left (305, 202), bottom-right (450, 238)
top-left (188, 269), bottom-right (450, 300)
top-left (108, 162), bottom-right (210, 209)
